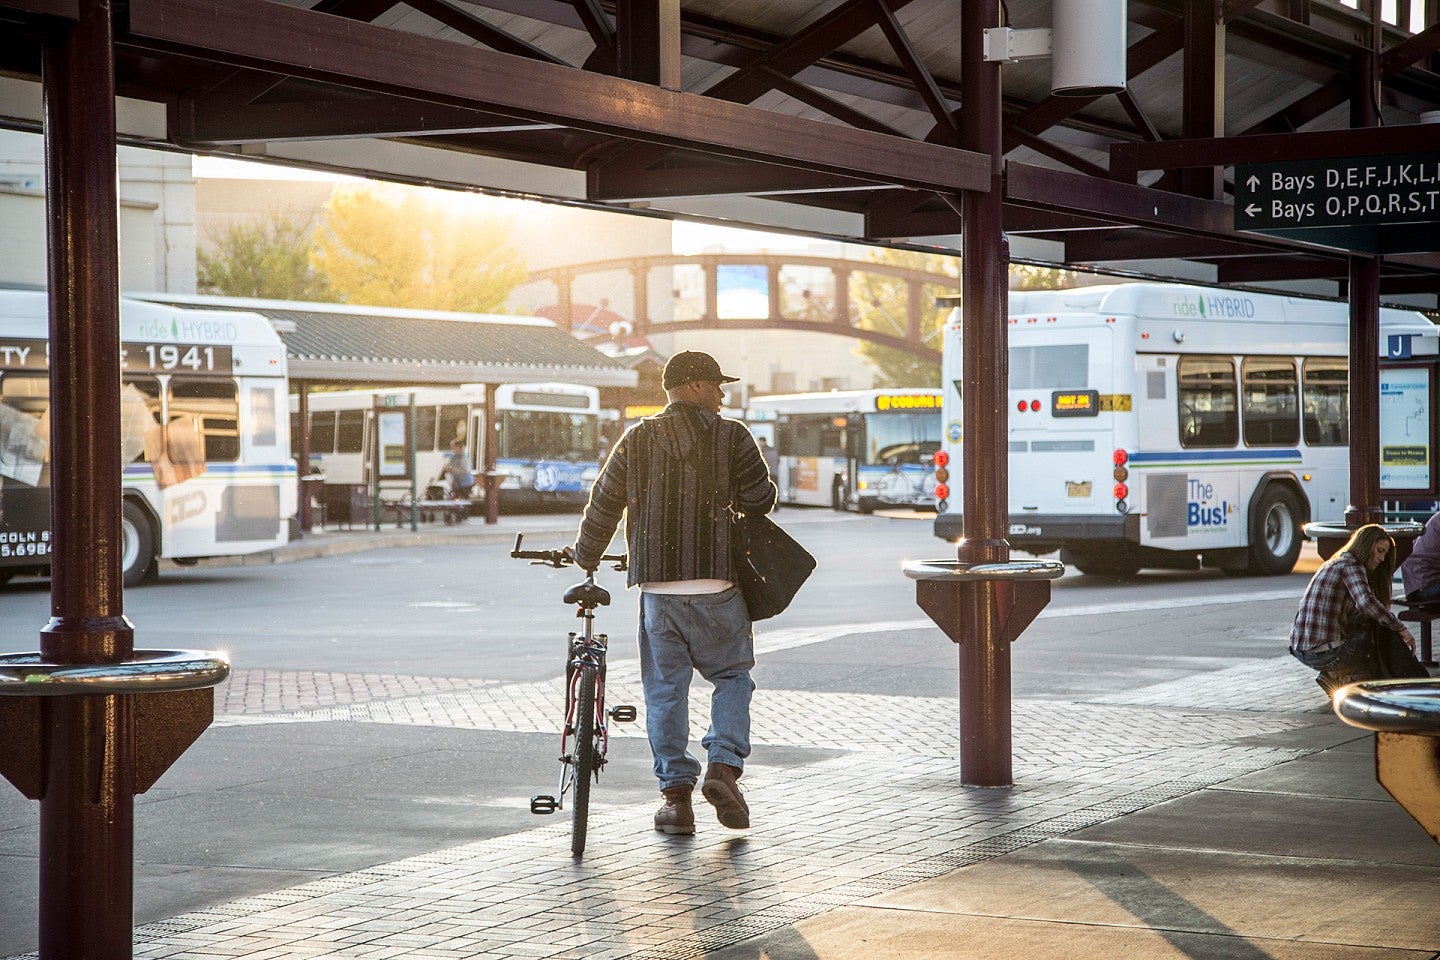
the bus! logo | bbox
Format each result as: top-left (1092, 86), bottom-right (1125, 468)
top-left (1171, 295), bottom-right (1256, 319)
top-left (1186, 479), bottom-right (1228, 528)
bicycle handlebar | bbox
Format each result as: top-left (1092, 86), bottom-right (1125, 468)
top-left (510, 534), bottom-right (627, 571)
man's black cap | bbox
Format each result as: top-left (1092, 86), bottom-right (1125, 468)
top-left (662, 350), bottom-right (741, 389)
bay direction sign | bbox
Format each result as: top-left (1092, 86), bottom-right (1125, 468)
top-left (1235, 152), bottom-right (1440, 254)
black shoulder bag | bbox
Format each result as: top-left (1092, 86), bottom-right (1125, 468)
top-left (696, 418), bottom-right (815, 620)
top-left (730, 509), bottom-right (816, 621)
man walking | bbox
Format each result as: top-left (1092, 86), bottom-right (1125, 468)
top-left (568, 350), bottom-right (777, 835)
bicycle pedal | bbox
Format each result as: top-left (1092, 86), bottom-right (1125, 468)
top-left (608, 704), bottom-right (638, 722)
top-left (530, 795), bottom-right (558, 815)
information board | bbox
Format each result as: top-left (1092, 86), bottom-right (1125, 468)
top-left (1380, 366), bottom-right (1432, 492)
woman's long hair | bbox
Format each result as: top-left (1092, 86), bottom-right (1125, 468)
top-left (1339, 523), bottom-right (1396, 604)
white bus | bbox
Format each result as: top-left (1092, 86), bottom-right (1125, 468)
top-left (749, 388), bottom-right (942, 512)
top-left (0, 289), bottom-right (296, 586)
top-left (297, 382), bottom-right (602, 510)
top-left (933, 283), bottom-right (1439, 575)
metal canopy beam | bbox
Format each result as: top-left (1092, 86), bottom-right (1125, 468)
top-left (1112, 122), bottom-right (1440, 177)
top-left (125, 0), bottom-right (990, 194)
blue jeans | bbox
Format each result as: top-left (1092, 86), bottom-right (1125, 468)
top-left (638, 588), bottom-right (755, 791)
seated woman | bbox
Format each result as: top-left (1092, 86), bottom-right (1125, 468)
top-left (1291, 524), bottom-right (1428, 695)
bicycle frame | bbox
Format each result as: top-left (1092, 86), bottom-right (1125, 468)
top-left (556, 612), bottom-right (610, 806)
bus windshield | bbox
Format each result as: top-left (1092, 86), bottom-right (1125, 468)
top-left (863, 411), bottom-right (940, 466)
top-left (500, 410), bottom-right (598, 461)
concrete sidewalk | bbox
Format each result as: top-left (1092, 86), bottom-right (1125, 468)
top-left (12, 526), bottom-right (1435, 960)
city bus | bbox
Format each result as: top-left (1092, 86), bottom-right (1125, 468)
top-left (933, 282), bottom-right (1439, 576)
top-left (0, 289), bottom-right (296, 586)
top-left (297, 382), bottom-right (602, 510)
top-left (748, 388), bottom-right (942, 512)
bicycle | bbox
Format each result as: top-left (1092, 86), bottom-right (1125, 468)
top-left (510, 534), bottom-right (636, 857)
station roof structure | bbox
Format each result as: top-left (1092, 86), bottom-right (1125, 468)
top-left (2, 0), bottom-right (1440, 304)
top-left (137, 293), bottom-right (639, 386)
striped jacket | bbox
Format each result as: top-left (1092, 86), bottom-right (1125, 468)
top-left (572, 400), bottom-right (777, 587)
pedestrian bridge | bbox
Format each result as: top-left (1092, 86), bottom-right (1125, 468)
top-left (519, 253), bottom-right (958, 361)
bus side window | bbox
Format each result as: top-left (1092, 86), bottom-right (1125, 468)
top-left (1241, 358), bottom-right (1298, 447)
top-left (438, 404), bottom-right (467, 446)
top-left (1302, 358), bottom-right (1348, 447)
top-left (1176, 357), bottom-right (1237, 448)
top-left (335, 410), bottom-right (365, 455)
top-left (310, 411), bottom-right (337, 454)
top-left (0, 372), bottom-right (51, 487)
top-left (169, 378), bottom-right (240, 462)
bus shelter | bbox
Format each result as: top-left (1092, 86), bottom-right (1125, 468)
top-left (2, 1), bottom-right (1440, 954)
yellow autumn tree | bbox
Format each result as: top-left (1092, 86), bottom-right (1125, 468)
top-left (310, 186), bottom-right (527, 313)
top-left (850, 248), bottom-right (960, 388)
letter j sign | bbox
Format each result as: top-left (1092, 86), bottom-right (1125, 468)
top-left (1388, 334), bottom-right (1414, 359)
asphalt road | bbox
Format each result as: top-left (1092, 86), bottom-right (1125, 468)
top-left (0, 509), bottom-right (1317, 954)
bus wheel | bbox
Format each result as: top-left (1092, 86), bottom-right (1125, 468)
top-left (121, 500), bottom-right (156, 588)
top-left (1247, 485), bottom-right (1303, 576)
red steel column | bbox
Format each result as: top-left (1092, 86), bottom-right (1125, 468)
top-left (957, 0), bottom-right (1012, 786)
top-left (1345, 12), bottom-right (1382, 529)
top-left (40, 1), bottom-right (138, 956)
top-left (484, 383), bottom-right (499, 525)
top-left (1347, 255), bottom-right (1383, 528)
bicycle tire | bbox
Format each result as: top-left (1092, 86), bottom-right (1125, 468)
top-left (570, 662), bottom-right (599, 857)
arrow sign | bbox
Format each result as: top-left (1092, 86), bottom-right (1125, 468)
top-left (1235, 151), bottom-right (1440, 253)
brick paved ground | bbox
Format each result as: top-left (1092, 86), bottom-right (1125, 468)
top-left (0, 630), bottom-right (1341, 960)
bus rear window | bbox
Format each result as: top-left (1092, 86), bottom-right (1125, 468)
top-left (1010, 345), bottom-right (1088, 390)
top-left (1178, 357), bottom-right (1238, 448)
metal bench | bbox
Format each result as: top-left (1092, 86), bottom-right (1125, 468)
top-left (383, 498), bottom-right (471, 526)
top-left (1393, 597), bottom-right (1440, 667)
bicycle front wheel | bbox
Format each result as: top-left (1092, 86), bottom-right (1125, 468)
top-left (570, 662), bottom-right (599, 857)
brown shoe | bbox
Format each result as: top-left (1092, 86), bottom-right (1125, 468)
top-left (654, 786), bottom-right (695, 835)
top-left (701, 763), bottom-right (750, 829)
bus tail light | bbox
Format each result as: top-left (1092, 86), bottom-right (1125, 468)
top-left (1112, 448), bottom-right (1128, 466)
top-left (1113, 482), bottom-right (1128, 500)
top-left (1029, 399), bottom-right (1041, 412)
top-left (934, 483), bottom-right (950, 501)
top-left (1017, 400), bottom-right (1028, 412)
top-left (934, 467), bottom-right (950, 483)
top-left (933, 450), bottom-right (949, 467)
top-left (1113, 465), bottom-right (1128, 482)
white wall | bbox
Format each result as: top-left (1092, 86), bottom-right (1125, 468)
top-left (0, 130), bottom-right (196, 293)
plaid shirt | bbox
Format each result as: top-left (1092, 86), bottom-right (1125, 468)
top-left (1290, 552), bottom-right (1404, 654)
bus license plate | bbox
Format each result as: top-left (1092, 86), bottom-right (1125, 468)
top-left (1066, 481), bottom-right (1092, 497)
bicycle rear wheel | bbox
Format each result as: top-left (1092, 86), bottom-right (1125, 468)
top-left (570, 662), bottom-right (599, 857)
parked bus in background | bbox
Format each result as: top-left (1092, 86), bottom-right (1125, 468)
top-left (0, 289), bottom-right (295, 587)
top-left (748, 388), bottom-right (942, 512)
top-left (933, 283), bottom-right (1439, 576)
top-left (297, 382), bottom-right (601, 510)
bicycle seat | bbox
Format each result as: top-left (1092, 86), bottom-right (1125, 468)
top-left (564, 581), bottom-right (611, 607)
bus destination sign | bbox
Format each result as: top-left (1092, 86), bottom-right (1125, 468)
top-left (1234, 152), bottom-right (1440, 253)
top-left (1051, 390), bottom-right (1099, 417)
top-left (875, 393), bottom-right (941, 411)
top-left (0, 339), bottom-right (233, 374)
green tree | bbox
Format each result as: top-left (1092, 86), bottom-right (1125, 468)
top-left (850, 253), bottom-right (1080, 387)
top-left (310, 186), bottom-right (526, 313)
top-left (850, 248), bottom-right (960, 388)
top-left (197, 213), bottom-right (330, 300)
